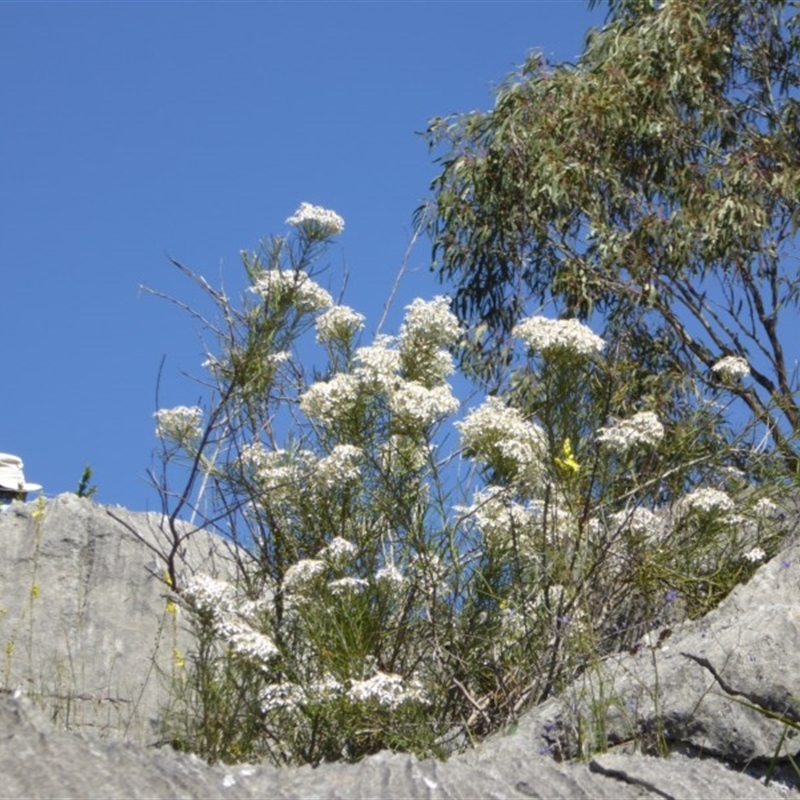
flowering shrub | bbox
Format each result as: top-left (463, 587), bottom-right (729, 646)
top-left (457, 396), bottom-right (547, 484)
top-left (249, 269), bottom-right (333, 312)
top-left (513, 316), bottom-right (606, 358)
top-left (154, 406), bottom-right (203, 445)
top-left (315, 305), bottom-right (365, 345)
top-left (712, 355), bottom-right (751, 381)
top-left (596, 412), bottom-right (665, 452)
top-left (152, 204), bottom-right (788, 766)
top-left (286, 202), bottom-right (345, 237)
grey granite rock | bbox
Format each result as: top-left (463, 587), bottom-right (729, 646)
top-left (0, 692), bottom-right (788, 799)
top-left (501, 534), bottom-right (800, 789)
top-left (0, 495), bottom-right (796, 798)
top-left (0, 494), bottom-right (236, 742)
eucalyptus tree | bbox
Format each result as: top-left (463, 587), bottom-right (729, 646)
top-left (421, 0), bottom-right (800, 475)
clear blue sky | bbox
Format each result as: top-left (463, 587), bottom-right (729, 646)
top-left (1, 1), bottom-right (604, 512)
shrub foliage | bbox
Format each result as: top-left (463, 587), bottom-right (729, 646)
top-left (150, 200), bottom-right (787, 766)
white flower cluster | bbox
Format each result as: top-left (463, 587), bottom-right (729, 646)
top-left (460, 488), bottom-right (534, 550)
top-left (354, 336), bottom-right (403, 392)
top-left (216, 617), bottom-right (279, 662)
top-left (154, 405), bottom-right (203, 444)
top-left (266, 350), bottom-right (291, 368)
top-left (311, 674), bottom-right (344, 702)
top-left (261, 681), bottom-right (305, 713)
top-left (389, 381), bottom-right (459, 429)
top-left (301, 295), bottom-right (462, 433)
top-left (374, 563), bottom-right (406, 591)
top-left (261, 675), bottom-right (343, 714)
top-left (238, 442), bottom-right (270, 474)
top-left (718, 465), bottom-right (746, 483)
top-left (607, 506), bottom-right (662, 538)
top-left (712, 355), bottom-right (750, 380)
top-left (319, 535), bottom-right (358, 565)
top-left (201, 354), bottom-right (228, 379)
top-left (457, 396), bottom-right (546, 483)
top-left (682, 487), bottom-right (735, 515)
top-left (498, 595), bottom-right (552, 646)
top-left (182, 574), bottom-right (278, 666)
top-left (302, 300), bottom-right (460, 430)
top-left (315, 305), bottom-right (365, 344)
top-left (753, 497), bottom-right (779, 518)
top-left (399, 296), bottom-right (462, 350)
top-left (286, 202), bottom-right (345, 237)
top-left (347, 671), bottom-right (428, 709)
top-left (203, 349), bottom-right (290, 381)
top-left (299, 372), bottom-right (363, 426)
top-left (398, 298), bottom-right (460, 386)
top-left (261, 669), bottom-right (426, 714)
top-left (743, 546), bottom-right (766, 563)
top-left (596, 412), bottom-right (665, 453)
top-left (513, 316), bottom-right (606, 358)
top-left (182, 573), bottom-right (238, 616)
top-left (527, 497), bottom-right (576, 543)
top-left (241, 447), bottom-right (315, 498)
top-left (399, 346), bottom-right (456, 388)
top-left (313, 445), bottom-right (362, 491)
top-left (249, 269), bottom-right (333, 313)
top-left (282, 558), bottom-right (327, 594)
top-left (328, 576), bottom-right (369, 595)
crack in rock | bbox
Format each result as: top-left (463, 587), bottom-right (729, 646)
top-left (681, 651), bottom-right (800, 725)
top-left (589, 758), bottom-right (676, 799)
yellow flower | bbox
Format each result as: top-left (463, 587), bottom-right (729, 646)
top-left (555, 438), bottom-right (580, 474)
top-left (30, 584), bottom-right (39, 600)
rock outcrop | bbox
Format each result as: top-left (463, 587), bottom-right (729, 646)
top-left (0, 690), bottom-right (790, 799)
top-left (0, 494), bottom-right (235, 742)
top-left (0, 494), bottom-right (797, 798)
top-left (498, 526), bottom-right (800, 791)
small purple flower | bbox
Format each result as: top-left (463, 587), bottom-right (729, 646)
top-left (664, 589), bottom-right (679, 604)
top-left (781, 558), bottom-right (791, 570)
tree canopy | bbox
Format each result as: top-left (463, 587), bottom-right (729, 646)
top-left (421, 0), bottom-right (800, 473)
